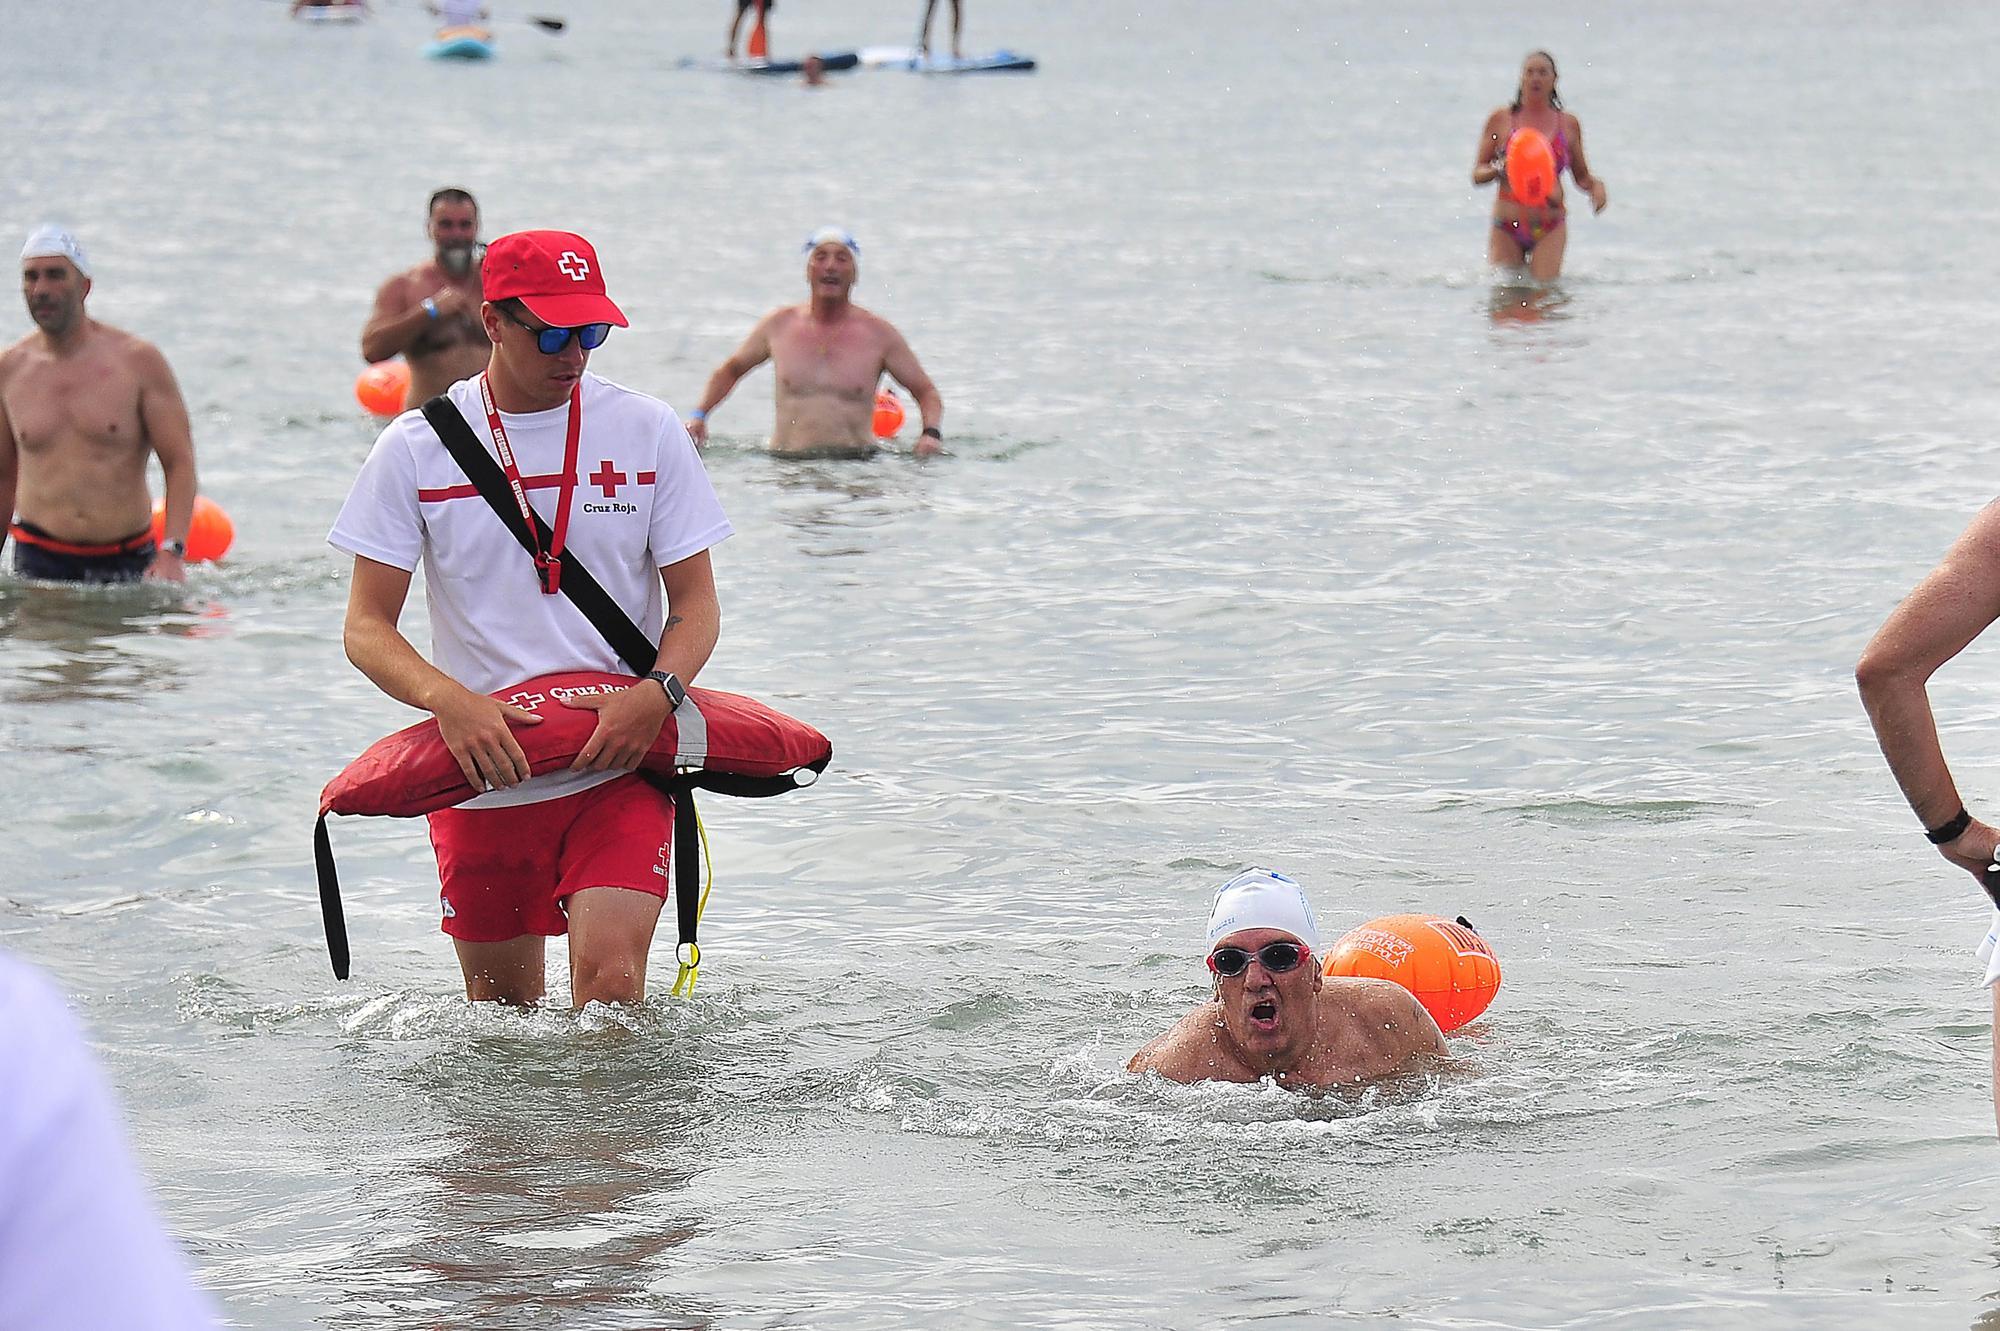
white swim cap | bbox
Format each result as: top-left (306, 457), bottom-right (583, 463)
top-left (801, 226), bottom-right (859, 256)
top-left (1205, 868), bottom-right (1319, 950)
top-left (20, 224), bottom-right (92, 278)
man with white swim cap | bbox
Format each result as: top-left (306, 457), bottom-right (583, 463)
top-left (361, 188), bottom-right (489, 413)
top-left (1128, 868), bottom-right (1445, 1090)
top-left (0, 225), bottom-right (198, 584)
top-left (1859, 519), bottom-right (2000, 1135)
top-left (685, 227), bottom-right (944, 457)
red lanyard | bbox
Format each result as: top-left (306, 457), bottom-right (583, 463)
top-left (479, 374), bottom-right (580, 595)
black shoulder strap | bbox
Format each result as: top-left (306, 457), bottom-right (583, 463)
top-left (421, 394), bottom-right (658, 676)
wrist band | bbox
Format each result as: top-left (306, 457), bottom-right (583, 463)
top-left (1926, 806), bottom-right (1972, 845)
top-left (421, 297), bottom-right (439, 320)
top-left (687, 409), bottom-right (707, 422)
top-left (921, 426), bottom-right (942, 439)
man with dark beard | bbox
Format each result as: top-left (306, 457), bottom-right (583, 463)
top-left (361, 188), bottom-right (489, 412)
top-left (0, 226), bottom-right (197, 583)
top-left (1129, 869), bottom-right (1446, 1091)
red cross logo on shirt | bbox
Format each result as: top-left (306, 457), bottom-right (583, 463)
top-left (558, 251), bottom-right (590, 281)
top-left (589, 460), bottom-right (627, 497)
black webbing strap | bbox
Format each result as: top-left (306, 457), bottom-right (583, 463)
top-left (314, 814), bottom-right (351, 980)
top-left (421, 397), bottom-right (658, 672)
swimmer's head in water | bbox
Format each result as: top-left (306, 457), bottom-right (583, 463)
top-left (1511, 50), bottom-right (1562, 111)
top-left (428, 187), bottom-right (481, 271)
top-left (1205, 868), bottom-right (1319, 951)
top-left (1204, 870), bottom-right (1324, 1065)
top-left (20, 225), bottom-right (92, 334)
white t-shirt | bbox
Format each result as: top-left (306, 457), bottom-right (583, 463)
top-left (0, 953), bottom-right (220, 1330)
top-left (329, 371), bottom-right (732, 807)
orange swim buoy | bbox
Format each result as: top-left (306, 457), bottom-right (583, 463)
top-left (149, 496), bottom-right (235, 563)
top-left (1322, 913), bottom-right (1501, 1033)
top-left (871, 388), bottom-right (905, 438)
top-left (355, 361), bottom-right (411, 417)
top-left (1505, 128), bottom-right (1556, 208)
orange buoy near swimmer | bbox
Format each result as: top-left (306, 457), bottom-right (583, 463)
top-left (1322, 913), bottom-right (1501, 1033)
top-left (1505, 128), bottom-right (1557, 208)
top-left (149, 495), bottom-right (235, 563)
top-left (355, 361), bottom-right (411, 417)
top-left (871, 388), bottom-right (905, 438)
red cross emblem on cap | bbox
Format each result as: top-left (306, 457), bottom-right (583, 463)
top-left (481, 231), bottom-right (629, 327)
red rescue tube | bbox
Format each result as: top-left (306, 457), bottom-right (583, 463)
top-left (314, 671), bottom-right (832, 979)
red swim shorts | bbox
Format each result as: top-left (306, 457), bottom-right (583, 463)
top-left (425, 774), bottom-right (674, 942)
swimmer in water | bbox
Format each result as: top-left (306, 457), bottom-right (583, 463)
top-left (1472, 50), bottom-right (1608, 281)
top-left (360, 188), bottom-right (489, 413)
top-left (686, 228), bottom-right (944, 457)
top-left (1128, 869), bottom-right (1446, 1091)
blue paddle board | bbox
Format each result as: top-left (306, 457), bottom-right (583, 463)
top-left (858, 45), bottom-right (1036, 73)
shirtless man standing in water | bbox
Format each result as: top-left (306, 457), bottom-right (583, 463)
top-left (0, 226), bottom-right (196, 584)
top-left (361, 188), bottom-right (488, 412)
top-left (686, 228), bottom-right (943, 457)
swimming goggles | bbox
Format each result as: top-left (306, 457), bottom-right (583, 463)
top-left (502, 307), bottom-right (612, 356)
top-left (1206, 941), bottom-right (1310, 978)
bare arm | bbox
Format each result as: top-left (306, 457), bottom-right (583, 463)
top-left (563, 549), bottom-right (723, 772)
top-left (0, 383), bottom-right (15, 559)
top-left (1127, 1007), bottom-right (1225, 1082)
top-left (359, 273), bottom-right (470, 364)
top-left (1856, 499), bottom-right (2000, 881)
top-left (1472, 108), bottom-right (1509, 186)
top-left (882, 327), bottom-right (943, 456)
top-left (1565, 113), bottom-right (1608, 211)
top-left (342, 555), bottom-right (543, 790)
top-left (136, 344), bottom-right (196, 583)
top-left (686, 316), bottom-right (777, 447)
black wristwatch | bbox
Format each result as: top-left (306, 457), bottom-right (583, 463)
top-left (646, 670), bottom-right (687, 708)
top-left (163, 539), bottom-right (187, 558)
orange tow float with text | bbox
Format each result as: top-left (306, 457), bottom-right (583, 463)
top-left (1322, 914), bottom-right (1502, 1032)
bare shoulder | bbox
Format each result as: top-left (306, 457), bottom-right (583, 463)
top-left (1564, 110), bottom-right (1585, 137)
top-left (94, 325), bottom-right (175, 383)
top-left (1482, 105), bottom-right (1512, 134)
top-left (1326, 977), bottom-right (1447, 1056)
top-left (0, 333), bottom-right (35, 382)
top-left (1128, 1002), bottom-right (1227, 1081)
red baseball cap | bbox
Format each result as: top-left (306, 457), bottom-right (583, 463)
top-left (481, 230), bottom-right (629, 328)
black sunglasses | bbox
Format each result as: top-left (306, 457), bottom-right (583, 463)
top-left (501, 306), bottom-right (611, 355)
top-left (1206, 941), bottom-right (1310, 978)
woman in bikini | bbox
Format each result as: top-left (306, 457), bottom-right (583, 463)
top-left (1473, 50), bottom-right (1608, 280)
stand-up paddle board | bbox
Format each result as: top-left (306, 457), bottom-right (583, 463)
top-left (294, 1), bottom-right (369, 22)
top-left (858, 44), bottom-right (1036, 72)
top-left (677, 50), bottom-right (859, 74)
